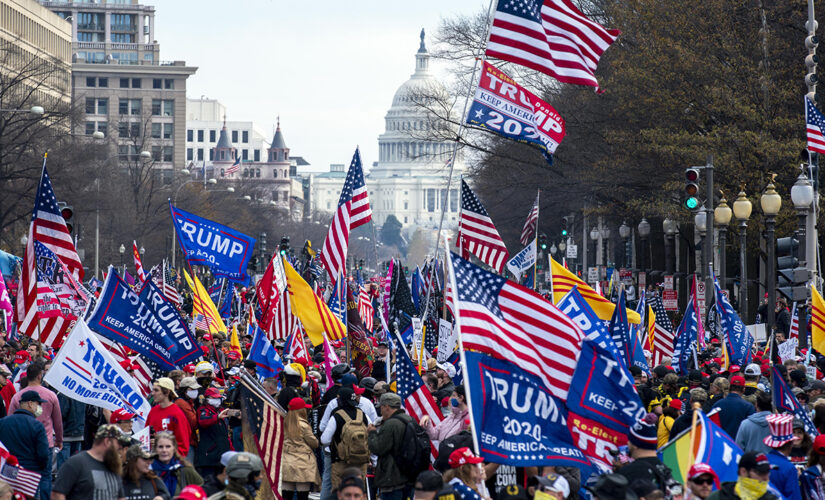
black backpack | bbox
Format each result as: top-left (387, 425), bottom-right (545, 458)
top-left (391, 413), bottom-right (431, 476)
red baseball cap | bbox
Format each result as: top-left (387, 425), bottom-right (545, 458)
top-left (110, 408), bottom-right (135, 424)
top-left (175, 485), bottom-right (207, 500)
top-left (183, 364), bottom-right (196, 374)
top-left (448, 447), bottom-right (483, 468)
top-left (226, 351), bottom-right (241, 361)
top-left (688, 463), bottom-right (718, 482)
top-left (730, 375), bottom-right (746, 387)
top-left (202, 333), bottom-right (212, 341)
top-left (204, 388), bottom-right (222, 399)
top-left (729, 365), bottom-right (741, 373)
top-left (14, 351), bottom-right (29, 364)
top-left (352, 384), bottom-right (365, 396)
top-left (669, 399), bottom-right (684, 410)
top-left (288, 397), bottom-right (312, 411)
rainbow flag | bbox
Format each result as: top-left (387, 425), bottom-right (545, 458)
top-left (659, 409), bottom-right (741, 485)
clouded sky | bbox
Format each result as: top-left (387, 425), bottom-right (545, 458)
top-left (152, 1), bottom-right (483, 172)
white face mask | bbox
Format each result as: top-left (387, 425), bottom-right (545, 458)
top-left (34, 405), bottom-right (43, 417)
top-left (207, 398), bottom-right (222, 407)
top-left (186, 389), bottom-right (199, 399)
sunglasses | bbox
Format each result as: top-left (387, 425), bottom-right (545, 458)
top-left (691, 477), bottom-right (714, 486)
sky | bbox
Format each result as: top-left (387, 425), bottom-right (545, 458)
top-left (152, 0), bottom-right (484, 172)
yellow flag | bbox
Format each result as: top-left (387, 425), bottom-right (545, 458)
top-left (230, 325), bottom-right (243, 359)
top-left (550, 258), bottom-right (641, 324)
top-left (183, 270), bottom-right (227, 334)
top-left (812, 287), bottom-right (825, 354)
top-left (647, 305), bottom-right (655, 347)
top-left (283, 258), bottom-right (346, 346)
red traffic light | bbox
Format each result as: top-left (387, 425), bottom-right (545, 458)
top-left (60, 206), bottom-right (73, 220)
top-left (685, 168), bottom-right (699, 182)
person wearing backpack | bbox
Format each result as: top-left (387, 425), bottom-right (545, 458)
top-left (320, 387), bottom-right (372, 491)
top-left (367, 392), bottom-right (422, 500)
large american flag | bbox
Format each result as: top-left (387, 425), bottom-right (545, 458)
top-left (394, 333), bottom-right (442, 460)
top-left (519, 192), bottom-right (540, 246)
top-left (806, 96), bottom-right (825, 154)
top-left (486, 0), bottom-right (619, 91)
top-left (0, 441), bottom-right (40, 497)
top-left (789, 302), bottom-right (799, 340)
top-left (162, 260), bottom-right (182, 306)
top-left (649, 294), bottom-right (675, 367)
top-left (358, 286), bottom-right (374, 333)
top-left (448, 252), bottom-right (584, 400)
top-left (16, 165), bottom-right (84, 347)
top-left (320, 148), bottom-right (372, 282)
top-left (226, 157), bottom-right (241, 175)
top-left (239, 371), bottom-right (285, 500)
top-left (457, 180), bottom-right (509, 274)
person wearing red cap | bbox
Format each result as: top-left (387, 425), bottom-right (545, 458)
top-left (706, 451), bottom-right (777, 500)
top-left (658, 399), bottom-right (681, 448)
top-left (711, 375), bottom-right (755, 440)
top-left (282, 397), bottom-right (319, 500)
top-left (194, 388), bottom-right (232, 480)
top-left (444, 447), bottom-right (486, 498)
top-left (686, 463), bottom-right (718, 500)
top-left (801, 434), bottom-right (825, 499)
top-left (109, 408), bottom-right (135, 437)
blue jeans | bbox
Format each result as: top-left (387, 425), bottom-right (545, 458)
top-left (37, 446), bottom-right (54, 500)
top-left (380, 485), bottom-right (412, 500)
top-left (320, 451), bottom-right (333, 500)
top-left (57, 441), bottom-right (82, 471)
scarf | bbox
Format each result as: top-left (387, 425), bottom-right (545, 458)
top-left (735, 477), bottom-right (768, 500)
top-left (152, 457), bottom-right (182, 495)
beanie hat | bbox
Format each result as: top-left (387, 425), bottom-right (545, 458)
top-left (629, 418), bottom-right (658, 450)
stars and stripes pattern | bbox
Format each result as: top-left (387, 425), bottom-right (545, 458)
top-left (17, 165), bottom-right (83, 347)
top-left (520, 192), bottom-right (540, 246)
top-left (96, 334), bottom-right (153, 397)
top-left (132, 241), bottom-right (146, 283)
top-left (272, 289), bottom-right (299, 341)
top-left (457, 179), bottom-right (509, 274)
top-left (649, 294), bottom-right (675, 366)
top-left (239, 371), bottom-right (285, 500)
top-left (485, 0), bottom-right (619, 92)
top-left (226, 156), bottom-right (241, 175)
top-left (358, 286), bottom-right (374, 333)
top-left (162, 260), bottom-right (182, 306)
top-left (394, 332), bottom-right (442, 460)
top-left (320, 148), bottom-right (372, 282)
top-left (789, 302), bottom-right (799, 340)
top-left (285, 326), bottom-right (309, 362)
top-left (806, 96), bottom-right (825, 154)
top-left (194, 314), bottom-right (211, 332)
top-left (448, 252), bottom-right (584, 400)
top-left (0, 441), bottom-right (40, 497)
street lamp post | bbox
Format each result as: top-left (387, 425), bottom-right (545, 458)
top-left (590, 228), bottom-right (600, 266)
top-left (599, 226), bottom-right (610, 267)
top-left (119, 243), bottom-right (126, 275)
top-left (760, 176), bottom-right (782, 334)
top-left (695, 209), bottom-right (707, 278)
top-left (714, 195), bottom-right (732, 293)
top-left (791, 172), bottom-right (814, 349)
top-left (619, 221), bottom-right (631, 268)
top-left (637, 218), bottom-right (651, 274)
top-left (733, 189), bottom-right (753, 321)
top-left (663, 218), bottom-right (678, 274)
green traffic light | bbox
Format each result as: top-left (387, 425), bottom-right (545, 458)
top-left (541, 243), bottom-right (547, 250)
top-left (684, 197), bottom-right (699, 210)
top-left (561, 229), bottom-right (568, 236)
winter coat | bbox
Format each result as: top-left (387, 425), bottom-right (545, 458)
top-left (735, 411), bottom-right (772, 455)
top-left (195, 405), bottom-right (231, 469)
top-left (711, 393), bottom-right (755, 440)
top-left (0, 409), bottom-right (48, 472)
top-left (368, 410), bottom-right (414, 489)
top-left (282, 417), bottom-right (320, 485)
top-left (58, 393), bottom-right (85, 439)
top-left (176, 398), bottom-right (199, 447)
top-left (427, 407), bottom-right (468, 444)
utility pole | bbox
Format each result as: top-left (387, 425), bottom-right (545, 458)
top-left (806, 0), bottom-right (820, 293)
top-left (705, 156), bottom-right (715, 299)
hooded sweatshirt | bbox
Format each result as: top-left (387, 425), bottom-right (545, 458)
top-left (735, 410), bottom-right (772, 455)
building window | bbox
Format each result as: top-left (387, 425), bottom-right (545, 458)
top-left (242, 149), bottom-right (248, 160)
top-left (272, 192), bottom-right (278, 202)
top-left (187, 148), bottom-right (193, 161)
top-left (132, 78), bottom-right (141, 88)
top-left (119, 121), bottom-right (139, 138)
top-left (242, 168), bottom-right (248, 178)
top-left (256, 169), bottom-right (261, 178)
top-left (163, 123), bottom-right (173, 139)
top-left (98, 77), bottom-right (108, 87)
top-left (327, 202), bottom-right (331, 209)
top-left (85, 121), bottom-right (96, 135)
top-left (242, 131), bottom-right (248, 143)
top-left (450, 189), bottom-right (458, 212)
top-left (119, 99), bottom-right (141, 115)
top-left (198, 149), bottom-right (204, 161)
top-left (187, 130), bottom-right (193, 141)
top-left (209, 149), bottom-right (214, 161)
top-left (404, 202), bottom-right (408, 210)
top-left (151, 99), bottom-right (173, 116)
top-left (163, 100), bottom-right (173, 116)
top-left (162, 147), bottom-right (173, 162)
top-left (427, 189), bottom-right (436, 212)
top-left (85, 97), bottom-right (96, 114)
top-left (254, 150), bottom-right (260, 161)
top-left (210, 130), bottom-right (216, 142)
top-left (151, 122), bottom-right (161, 139)
top-left (164, 79), bottom-right (174, 89)
top-left (220, 150), bottom-right (226, 161)
top-left (404, 217), bottom-right (408, 223)
top-left (273, 169), bottom-right (278, 178)
top-left (86, 77), bottom-right (96, 87)
top-left (197, 130), bottom-right (204, 142)
top-left (231, 130), bottom-right (238, 143)
top-left (119, 78), bottom-right (129, 88)
top-left (153, 78), bottom-right (161, 89)
top-left (151, 146), bottom-right (160, 161)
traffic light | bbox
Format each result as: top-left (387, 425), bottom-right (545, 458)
top-left (776, 237), bottom-right (808, 301)
top-left (279, 235), bottom-right (290, 256)
top-left (539, 233), bottom-right (548, 251)
top-left (684, 168), bottom-right (700, 210)
top-left (561, 217), bottom-right (569, 237)
top-left (358, 259), bottom-right (364, 270)
top-left (259, 232), bottom-right (267, 254)
top-left (58, 202), bottom-right (74, 233)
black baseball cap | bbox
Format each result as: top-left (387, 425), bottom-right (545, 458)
top-left (415, 471), bottom-right (444, 492)
top-left (339, 474), bottom-right (366, 493)
top-left (739, 452), bottom-right (772, 474)
top-left (20, 391), bottom-right (46, 404)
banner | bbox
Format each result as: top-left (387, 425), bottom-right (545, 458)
top-left (506, 240), bottom-right (537, 278)
top-left (660, 410), bottom-right (743, 485)
top-left (87, 269), bottom-right (200, 370)
top-left (566, 337), bottom-right (646, 472)
top-left (170, 203), bottom-right (256, 284)
top-left (45, 320), bottom-right (152, 429)
top-left (464, 351), bottom-right (591, 469)
top-left (466, 61), bottom-right (566, 157)
top-left (673, 297), bottom-right (700, 374)
top-left (558, 287), bottom-right (627, 373)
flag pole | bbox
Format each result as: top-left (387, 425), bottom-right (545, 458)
top-left (533, 189), bottom-right (540, 291)
top-left (687, 404), bottom-right (701, 472)
top-left (444, 235), bottom-right (482, 456)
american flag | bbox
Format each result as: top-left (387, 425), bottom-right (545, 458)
top-left (194, 314), bottom-right (211, 332)
top-left (162, 260), bottom-right (182, 306)
top-left (132, 241), bottom-right (146, 283)
top-left (806, 96), bottom-right (825, 154)
top-left (239, 371), bottom-right (285, 500)
top-left (0, 440), bottom-right (41, 497)
top-left (285, 326), bottom-right (308, 361)
top-left (258, 253), bottom-right (291, 339)
top-left (457, 179), bottom-right (509, 274)
top-left (271, 289), bottom-right (299, 341)
top-left (649, 294), bottom-right (675, 367)
top-left (485, 0), bottom-right (619, 91)
top-left (394, 334), bottom-right (443, 458)
top-left (448, 252), bottom-right (584, 400)
top-left (789, 302), bottom-right (799, 340)
top-left (17, 164), bottom-right (84, 347)
top-left (519, 192), bottom-right (540, 246)
top-left (226, 156), bottom-right (241, 175)
top-left (320, 148), bottom-right (372, 282)
top-left (327, 273), bottom-right (347, 324)
top-left (96, 334), bottom-right (153, 396)
top-left (358, 286), bottom-right (374, 333)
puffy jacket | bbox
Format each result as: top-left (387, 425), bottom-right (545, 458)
top-left (735, 411), bottom-right (772, 455)
top-left (282, 417), bottom-right (320, 485)
top-left (58, 393), bottom-right (85, 438)
top-left (0, 409), bottom-right (49, 472)
top-left (367, 410), bottom-right (414, 490)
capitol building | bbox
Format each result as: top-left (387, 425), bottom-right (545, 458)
top-left (310, 30), bottom-right (465, 244)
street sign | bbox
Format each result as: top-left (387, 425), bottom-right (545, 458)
top-left (566, 244), bottom-right (578, 259)
top-left (619, 268), bottom-right (632, 281)
top-left (662, 290), bottom-right (678, 311)
top-left (588, 267), bottom-right (599, 284)
top-left (638, 272), bottom-right (646, 290)
top-left (696, 281), bottom-right (706, 318)
top-left (664, 275), bottom-right (674, 291)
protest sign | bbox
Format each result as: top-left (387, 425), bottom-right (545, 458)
top-left (437, 319), bottom-right (455, 363)
top-left (778, 338), bottom-right (798, 363)
top-left (506, 240), bottom-right (537, 278)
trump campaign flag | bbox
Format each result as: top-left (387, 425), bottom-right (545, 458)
top-left (467, 62), bottom-right (565, 159)
top-left (506, 240), bottom-right (537, 279)
top-left (464, 351), bottom-right (591, 469)
top-left (45, 319), bottom-right (152, 429)
top-left (714, 276), bottom-right (753, 366)
top-left (170, 203), bottom-right (256, 284)
top-left (773, 365), bottom-right (819, 437)
top-left (248, 325), bottom-right (284, 378)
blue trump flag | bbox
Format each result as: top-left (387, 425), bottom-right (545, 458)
top-left (713, 276), bottom-right (753, 366)
top-left (773, 365), bottom-right (819, 437)
top-left (248, 325), bottom-right (284, 378)
top-left (673, 296), bottom-right (700, 374)
top-left (411, 267), bottom-right (423, 313)
top-left (630, 292), bottom-right (650, 375)
top-left (87, 269), bottom-right (198, 370)
top-left (609, 288), bottom-right (634, 369)
top-left (170, 202), bottom-right (256, 284)
top-left (464, 351), bottom-right (591, 469)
